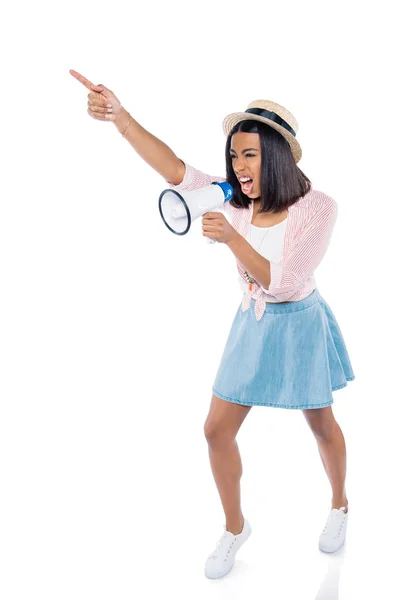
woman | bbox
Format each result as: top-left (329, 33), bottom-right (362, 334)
top-left (70, 70), bottom-right (356, 580)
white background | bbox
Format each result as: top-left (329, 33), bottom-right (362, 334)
top-left (0, 1), bottom-right (398, 598)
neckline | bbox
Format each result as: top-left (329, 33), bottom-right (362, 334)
top-left (250, 200), bottom-right (289, 230)
top-left (250, 218), bottom-right (288, 230)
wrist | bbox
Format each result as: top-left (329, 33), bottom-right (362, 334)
top-left (226, 231), bottom-right (242, 249)
top-left (114, 107), bottom-right (131, 133)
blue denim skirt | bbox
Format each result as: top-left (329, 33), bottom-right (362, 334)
top-left (212, 288), bottom-right (355, 409)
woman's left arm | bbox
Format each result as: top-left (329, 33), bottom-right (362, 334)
top-left (226, 235), bottom-right (272, 289)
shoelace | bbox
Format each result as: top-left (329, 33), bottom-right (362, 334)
top-left (322, 509), bottom-right (347, 538)
top-left (211, 530), bottom-right (237, 560)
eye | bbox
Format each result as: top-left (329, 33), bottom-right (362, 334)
top-left (230, 154), bottom-right (255, 159)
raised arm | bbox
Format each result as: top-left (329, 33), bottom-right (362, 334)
top-left (114, 108), bottom-right (186, 185)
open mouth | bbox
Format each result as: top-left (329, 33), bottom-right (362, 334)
top-left (240, 179), bottom-right (254, 194)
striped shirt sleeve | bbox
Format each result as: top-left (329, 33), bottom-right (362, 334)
top-left (261, 194), bottom-right (338, 302)
top-left (165, 160), bottom-right (231, 219)
top-left (166, 159), bottom-right (226, 191)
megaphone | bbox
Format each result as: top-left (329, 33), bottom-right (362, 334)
top-left (159, 181), bottom-right (234, 244)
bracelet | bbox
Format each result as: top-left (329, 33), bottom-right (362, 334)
top-left (121, 115), bottom-right (132, 138)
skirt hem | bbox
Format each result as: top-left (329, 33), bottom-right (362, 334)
top-left (332, 376), bottom-right (355, 391)
top-left (211, 377), bottom-right (354, 409)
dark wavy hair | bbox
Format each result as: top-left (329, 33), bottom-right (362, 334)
top-left (225, 120), bottom-right (312, 213)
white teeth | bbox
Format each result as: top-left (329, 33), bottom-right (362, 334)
top-left (239, 176), bottom-right (251, 182)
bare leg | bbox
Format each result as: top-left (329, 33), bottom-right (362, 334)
top-left (204, 394), bottom-right (252, 534)
top-left (302, 406), bottom-right (348, 511)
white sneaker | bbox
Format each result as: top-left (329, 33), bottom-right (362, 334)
top-left (204, 519), bottom-right (252, 579)
top-left (319, 506), bottom-right (348, 553)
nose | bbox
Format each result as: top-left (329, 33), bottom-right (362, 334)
top-left (234, 158), bottom-right (248, 174)
top-left (236, 163), bottom-right (246, 175)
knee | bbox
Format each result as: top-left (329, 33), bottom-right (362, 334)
top-left (309, 419), bottom-right (336, 441)
top-left (204, 420), bottom-right (235, 449)
top-left (304, 407), bottom-right (337, 441)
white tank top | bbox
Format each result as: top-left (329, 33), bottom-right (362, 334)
top-left (239, 218), bottom-right (288, 303)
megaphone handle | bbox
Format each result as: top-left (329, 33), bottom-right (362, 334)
top-left (207, 238), bottom-right (217, 244)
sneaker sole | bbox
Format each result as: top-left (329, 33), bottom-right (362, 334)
top-left (319, 538), bottom-right (346, 553)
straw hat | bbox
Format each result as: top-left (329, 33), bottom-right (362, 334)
top-left (222, 99), bottom-right (302, 163)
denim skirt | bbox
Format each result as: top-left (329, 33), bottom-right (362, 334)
top-left (212, 288), bottom-right (355, 409)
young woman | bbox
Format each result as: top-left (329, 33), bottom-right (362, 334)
top-left (70, 70), bottom-right (356, 580)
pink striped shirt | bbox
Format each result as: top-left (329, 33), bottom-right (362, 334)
top-left (166, 161), bottom-right (338, 321)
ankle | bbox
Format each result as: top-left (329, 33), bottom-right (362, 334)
top-left (226, 515), bottom-right (245, 535)
top-left (332, 498), bottom-right (349, 512)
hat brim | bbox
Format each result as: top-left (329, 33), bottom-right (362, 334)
top-left (222, 112), bottom-right (302, 164)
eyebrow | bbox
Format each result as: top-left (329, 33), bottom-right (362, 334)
top-left (229, 148), bottom-right (259, 154)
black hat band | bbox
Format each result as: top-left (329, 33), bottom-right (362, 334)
top-left (244, 108), bottom-right (296, 137)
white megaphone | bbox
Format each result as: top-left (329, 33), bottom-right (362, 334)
top-left (159, 181), bottom-right (234, 244)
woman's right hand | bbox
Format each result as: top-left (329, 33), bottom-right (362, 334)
top-left (69, 69), bottom-right (122, 123)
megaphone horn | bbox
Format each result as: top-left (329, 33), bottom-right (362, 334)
top-left (158, 182), bottom-right (233, 242)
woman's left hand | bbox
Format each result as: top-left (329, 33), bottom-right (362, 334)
top-left (202, 212), bottom-right (239, 244)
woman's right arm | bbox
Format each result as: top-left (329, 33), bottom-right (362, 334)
top-left (114, 107), bottom-right (186, 186)
top-left (114, 109), bottom-right (227, 193)
top-left (70, 70), bottom-right (226, 190)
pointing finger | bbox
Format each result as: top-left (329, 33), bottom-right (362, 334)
top-left (70, 69), bottom-right (104, 92)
